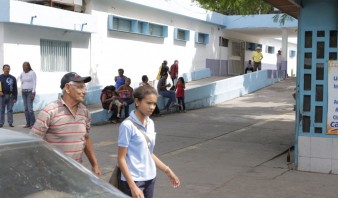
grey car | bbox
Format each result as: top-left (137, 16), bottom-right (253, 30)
top-left (0, 129), bottom-right (129, 198)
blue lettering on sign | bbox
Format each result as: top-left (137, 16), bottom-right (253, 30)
top-left (334, 115), bottom-right (338, 120)
top-left (334, 76), bottom-right (338, 81)
top-left (335, 84), bottom-right (338, 88)
top-left (330, 122), bottom-right (338, 127)
top-left (335, 100), bottom-right (338, 104)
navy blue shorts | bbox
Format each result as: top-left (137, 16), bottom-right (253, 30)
top-left (121, 178), bottom-right (156, 198)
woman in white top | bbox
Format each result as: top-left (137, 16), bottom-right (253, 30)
top-left (118, 85), bottom-right (180, 198)
top-left (19, 62), bottom-right (36, 128)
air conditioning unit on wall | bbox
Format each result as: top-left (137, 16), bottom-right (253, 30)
top-left (73, 0), bottom-right (83, 12)
top-left (51, 0), bottom-right (83, 12)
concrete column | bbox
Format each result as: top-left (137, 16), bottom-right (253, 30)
top-left (282, 28), bottom-right (288, 78)
top-left (0, 23), bottom-right (4, 66)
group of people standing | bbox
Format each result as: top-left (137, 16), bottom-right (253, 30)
top-left (245, 47), bottom-right (285, 76)
top-left (27, 70), bottom-right (180, 198)
top-left (245, 46), bottom-right (263, 74)
top-left (0, 60), bottom-right (181, 198)
top-left (102, 60), bottom-right (187, 125)
top-left (157, 60), bottom-right (186, 113)
top-left (0, 62), bottom-right (36, 128)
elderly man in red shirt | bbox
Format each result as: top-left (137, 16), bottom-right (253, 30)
top-left (30, 72), bottom-right (102, 176)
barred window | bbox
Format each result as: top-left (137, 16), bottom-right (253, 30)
top-left (113, 17), bottom-right (132, 32)
top-left (149, 24), bottom-right (163, 37)
top-left (40, 39), bottom-right (71, 72)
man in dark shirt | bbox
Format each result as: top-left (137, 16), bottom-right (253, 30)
top-left (0, 64), bottom-right (18, 127)
top-left (160, 60), bottom-right (169, 78)
top-left (157, 73), bottom-right (178, 112)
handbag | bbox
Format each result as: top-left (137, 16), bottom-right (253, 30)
top-left (109, 165), bottom-right (122, 190)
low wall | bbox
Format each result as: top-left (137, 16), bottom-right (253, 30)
top-left (13, 85), bottom-right (102, 113)
top-left (183, 68), bottom-right (211, 82)
top-left (91, 70), bottom-right (283, 124)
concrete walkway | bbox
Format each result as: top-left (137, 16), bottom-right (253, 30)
top-left (12, 77), bottom-right (338, 197)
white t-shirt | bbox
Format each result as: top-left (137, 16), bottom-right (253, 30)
top-left (19, 70), bottom-right (37, 92)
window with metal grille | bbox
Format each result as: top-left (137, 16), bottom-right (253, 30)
top-left (245, 42), bottom-right (262, 51)
top-left (266, 46), bottom-right (275, 54)
top-left (174, 28), bottom-right (189, 41)
top-left (195, 32), bottom-right (209, 44)
top-left (219, 37), bottom-right (228, 47)
top-left (177, 29), bottom-right (185, 40)
top-left (232, 42), bottom-right (241, 57)
top-left (113, 17), bottom-right (132, 32)
top-left (198, 34), bottom-right (205, 43)
top-left (149, 24), bottom-right (163, 37)
top-left (40, 39), bottom-right (71, 72)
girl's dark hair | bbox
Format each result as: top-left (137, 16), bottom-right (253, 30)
top-left (102, 85), bottom-right (115, 92)
top-left (109, 85), bottom-right (116, 91)
top-left (142, 75), bottom-right (148, 82)
top-left (23, 62), bottom-right (32, 71)
top-left (133, 85), bottom-right (157, 101)
top-left (178, 77), bottom-right (185, 84)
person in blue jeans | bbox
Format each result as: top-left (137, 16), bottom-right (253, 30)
top-left (0, 64), bottom-right (18, 127)
top-left (157, 73), bottom-right (178, 112)
top-left (19, 62), bottom-right (37, 128)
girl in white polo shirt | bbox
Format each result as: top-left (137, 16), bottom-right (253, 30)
top-left (117, 85), bottom-right (180, 198)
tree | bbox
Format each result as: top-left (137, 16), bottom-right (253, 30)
top-left (193, 0), bottom-right (294, 25)
top-left (193, 0), bottom-right (273, 15)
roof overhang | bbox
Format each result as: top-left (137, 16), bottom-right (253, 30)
top-left (263, 0), bottom-right (302, 19)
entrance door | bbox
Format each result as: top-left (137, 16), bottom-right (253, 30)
top-left (228, 40), bottom-right (245, 75)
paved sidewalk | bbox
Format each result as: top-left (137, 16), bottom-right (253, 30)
top-left (12, 77), bottom-right (338, 198)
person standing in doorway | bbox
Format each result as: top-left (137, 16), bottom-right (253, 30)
top-left (276, 50), bottom-right (282, 71)
top-left (169, 60), bottom-right (179, 90)
top-left (31, 72), bottom-right (102, 176)
top-left (0, 64), bottom-right (17, 127)
top-left (252, 46), bottom-right (263, 71)
top-left (19, 62), bottom-right (36, 128)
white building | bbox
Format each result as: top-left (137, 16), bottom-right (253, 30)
top-left (0, 0), bottom-right (297, 111)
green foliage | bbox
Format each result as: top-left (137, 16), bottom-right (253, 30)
top-left (193, 0), bottom-right (295, 25)
top-left (273, 13), bottom-right (294, 25)
top-left (193, 0), bottom-right (273, 15)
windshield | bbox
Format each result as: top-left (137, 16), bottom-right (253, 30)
top-left (0, 141), bottom-right (128, 198)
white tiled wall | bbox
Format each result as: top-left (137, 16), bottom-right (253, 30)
top-left (298, 136), bottom-right (338, 174)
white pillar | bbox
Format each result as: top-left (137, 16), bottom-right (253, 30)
top-left (0, 23), bottom-right (4, 66)
top-left (282, 28), bottom-right (288, 78)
